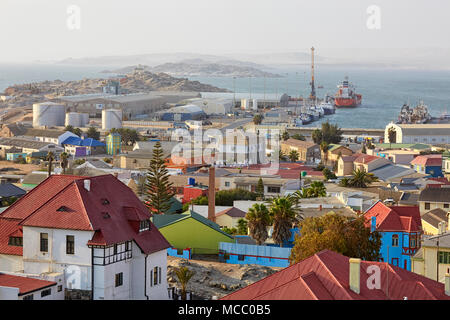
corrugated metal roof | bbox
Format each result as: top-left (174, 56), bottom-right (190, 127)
top-left (0, 273), bottom-right (56, 295)
top-left (221, 249), bottom-right (450, 300)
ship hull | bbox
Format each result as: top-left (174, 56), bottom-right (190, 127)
top-left (323, 107), bottom-right (336, 115)
top-left (334, 95), bottom-right (362, 108)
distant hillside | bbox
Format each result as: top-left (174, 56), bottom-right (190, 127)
top-left (103, 62), bottom-right (282, 78)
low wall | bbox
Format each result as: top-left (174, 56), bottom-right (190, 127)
top-left (167, 247), bottom-right (191, 259)
top-left (219, 242), bottom-right (292, 268)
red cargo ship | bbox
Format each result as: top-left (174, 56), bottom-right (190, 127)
top-left (334, 77), bottom-right (362, 108)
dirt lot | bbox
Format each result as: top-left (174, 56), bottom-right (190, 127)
top-left (0, 161), bottom-right (41, 175)
top-left (167, 256), bottom-right (282, 300)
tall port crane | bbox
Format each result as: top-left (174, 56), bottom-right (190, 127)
top-left (309, 46), bottom-right (316, 100)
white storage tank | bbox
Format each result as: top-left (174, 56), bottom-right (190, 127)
top-left (252, 99), bottom-right (258, 111)
top-left (33, 102), bottom-right (66, 128)
top-left (102, 109), bottom-right (122, 130)
top-left (65, 112), bottom-right (81, 127)
top-left (80, 113), bottom-right (89, 127)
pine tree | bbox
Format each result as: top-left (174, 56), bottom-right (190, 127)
top-left (256, 177), bottom-right (264, 199)
top-left (144, 142), bottom-right (174, 214)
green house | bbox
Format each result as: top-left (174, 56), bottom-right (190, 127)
top-left (152, 210), bottom-right (234, 255)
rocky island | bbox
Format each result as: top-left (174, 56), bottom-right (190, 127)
top-left (1, 69), bottom-right (229, 108)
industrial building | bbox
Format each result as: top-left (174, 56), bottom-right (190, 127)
top-left (55, 91), bottom-right (201, 120)
top-left (385, 122), bottom-right (450, 144)
top-left (157, 104), bottom-right (206, 121)
top-left (184, 97), bottom-right (233, 115)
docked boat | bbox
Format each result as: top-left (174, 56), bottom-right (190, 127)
top-left (334, 77), bottom-right (362, 108)
top-left (396, 101), bottom-right (432, 124)
top-left (293, 113), bottom-right (312, 126)
top-left (318, 101), bottom-right (335, 115)
top-left (307, 109), bottom-right (321, 121)
top-left (311, 104), bottom-right (324, 117)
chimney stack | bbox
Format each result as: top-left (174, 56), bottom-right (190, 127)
top-left (84, 179), bottom-right (91, 192)
top-left (208, 166), bottom-right (216, 222)
top-left (445, 274), bottom-right (450, 296)
top-left (349, 258), bottom-right (361, 294)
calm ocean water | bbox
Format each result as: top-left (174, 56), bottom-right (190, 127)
top-left (1, 64), bottom-right (450, 129)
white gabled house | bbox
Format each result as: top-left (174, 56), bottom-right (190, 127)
top-left (0, 174), bottom-right (171, 300)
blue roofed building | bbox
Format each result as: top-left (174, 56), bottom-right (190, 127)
top-left (61, 136), bottom-right (106, 156)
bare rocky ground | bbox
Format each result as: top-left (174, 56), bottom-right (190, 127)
top-left (167, 256), bottom-right (282, 300)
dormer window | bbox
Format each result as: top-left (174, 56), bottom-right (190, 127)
top-left (139, 219), bottom-right (150, 232)
top-left (103, 212), bottom-right (111, 219)
top-left (8, 236), bottom-right (23, 247)
top-left (57, 206), bottom-right (69, 212)
top-left (101, 198), bottom-right (110, 205)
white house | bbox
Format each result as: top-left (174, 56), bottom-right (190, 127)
top-left (0, 272), bottom-right (65, 300)
top-left (0, 174), bottom-right (171, 300)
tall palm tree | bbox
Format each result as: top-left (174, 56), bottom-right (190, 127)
top-left (320, 141), bottom-right (329, 165)
top-left (60, 152), bottom-right (69, 174)
top-left (288, 150), bottom-right (299, 162)
top-left (246, 203), bottom-right (271, 245)
top-left (174, 266), bottom-right (195, 300)
top-left (349, 168), bottom-right (378, 188)
top-left (46, 152), bottom-right (55, 177)
top-left (269, 196), bottom-right (301, 246)
top-left (387, 127), bottom-right (396, 149)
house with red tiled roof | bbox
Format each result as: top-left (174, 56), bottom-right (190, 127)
top-left (410, 154), bottom-right (443, 177)
top-left (0, 272), bottom-right (63, 300)
top-left (353, 153), bottom-right (390, 172)
top-left (337, 153), bottom-right (389, 176)
top-left (221, 249), bottom-right (450, 300)
top-left (364, 201), bottom-right (423, 271)
top-left (0, 174), bottom-right (171, 300)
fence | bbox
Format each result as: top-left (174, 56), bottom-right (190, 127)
top-left (167, 247), bottom-right (191, 259)
top-left (219, 242), bottom-right (292, 268)
top-left (168, 286), bottom-right (193, 300)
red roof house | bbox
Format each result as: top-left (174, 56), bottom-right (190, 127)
top-left (364, 201), bottom-right (422, 233)
top-left (0, 273), bottom-right (56, 296)
top-left (411, 154), bottom-right (443, 167)
top-left (221, 250), bottom-right (450, 300)
top-left (0, 174), bottom-right (170, 257)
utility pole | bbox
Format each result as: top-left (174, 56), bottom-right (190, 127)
top-left (233, 76), bottom-right (236, 109)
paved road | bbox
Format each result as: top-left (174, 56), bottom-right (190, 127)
top-left (220, 118), bottom-right (252, 132)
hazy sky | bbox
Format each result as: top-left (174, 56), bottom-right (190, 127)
top-left (1, 0), bottom-right (450, 62)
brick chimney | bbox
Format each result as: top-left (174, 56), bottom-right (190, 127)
top-left (208, 166), bottom-right (216, 222)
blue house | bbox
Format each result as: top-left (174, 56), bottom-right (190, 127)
top-left (61, 136), bottom-right (106, 156)
top-left (365, 201), bottom-right (422, 271)
top-left (410, 154), bottom-right (443, 177)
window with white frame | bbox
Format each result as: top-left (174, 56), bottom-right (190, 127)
top-left (139, 219), bottom-right (150, 232)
